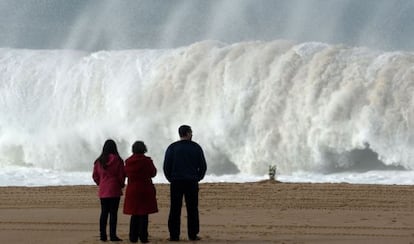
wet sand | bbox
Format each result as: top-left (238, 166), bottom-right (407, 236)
top-left (1, 181), bottom-right (414, 243)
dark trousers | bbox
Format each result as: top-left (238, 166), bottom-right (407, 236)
top-left (99, 197), bottom-right (120, 240)
top-left (129, 215), bottom-right (149, 242)
top-left (168, 181), bottom-right (199, 239)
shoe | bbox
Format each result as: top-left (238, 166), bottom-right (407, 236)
top-left (129, 235), bottom-right (138, 243)
top-left (141, 240), bottom-right (149, 243)
top-left (100, 236), bottom-right (108, 242)
top-left (189, 236), bottom-right (201, 241)
top-left (110, 236), bottom-right (123, 242)
top-left (168, 237), bottom-right (180, 241)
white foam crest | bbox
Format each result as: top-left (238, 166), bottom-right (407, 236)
top-left (1, 41), bottom-right (414, 182)
top-left (2, 166), bottom-right (414, 186)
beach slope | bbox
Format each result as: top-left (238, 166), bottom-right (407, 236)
top-left (1, 181), bottom-right (414, 243)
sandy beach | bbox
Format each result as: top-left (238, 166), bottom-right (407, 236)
top-left (1, 181), bottom-right (414, 243)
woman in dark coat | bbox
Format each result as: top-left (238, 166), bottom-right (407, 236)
top-left (123, 141), bottom-right (158, 243)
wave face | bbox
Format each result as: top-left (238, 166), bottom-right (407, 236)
top-left (1, 40), bottom-right (414, 176)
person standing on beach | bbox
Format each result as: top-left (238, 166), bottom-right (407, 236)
top-left (92, 139), bottom-right (126, 242)
top-left (123, 141), bottom-right (158, 243)
top-left (163, 125), bottom-right (207, 241)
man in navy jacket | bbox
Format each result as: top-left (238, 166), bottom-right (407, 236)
top-left (163, 125), bottom-right (207, 241)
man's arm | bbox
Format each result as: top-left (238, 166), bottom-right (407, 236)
top-left (198, 147), bottom-right (207, 181)
top-left (163, 146), bottom-right (173, 182)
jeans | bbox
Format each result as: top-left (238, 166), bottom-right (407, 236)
top-left (168, 181), bottom-right (199, 239)
top-left (129, 215), bottom-right (149, 242)
top-left (99, 197), bottom-right (120, 240)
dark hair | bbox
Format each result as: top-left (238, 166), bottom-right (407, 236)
top-left (178, 125), bottom-right (192, 137)
top-left (132, 141), bottom-right (147, 154)
top-left (96, 139), bottom-right (121, 169)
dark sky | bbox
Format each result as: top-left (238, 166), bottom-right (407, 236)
top-left (0, 0), bottom-right (413, 51)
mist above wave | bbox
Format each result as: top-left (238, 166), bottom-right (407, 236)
top-left (1, 0), bottom-right (414, 51)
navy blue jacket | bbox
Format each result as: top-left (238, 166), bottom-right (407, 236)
top-left (163, 140), bottom-right (207, 182)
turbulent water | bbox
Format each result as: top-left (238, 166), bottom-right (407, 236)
top-left (1, 40), bottom-right (414, 185)
top-left (1, 0), bottom-right (414, 185)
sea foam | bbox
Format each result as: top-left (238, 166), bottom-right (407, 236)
top-left (1, 40), bottom-right (414, 185)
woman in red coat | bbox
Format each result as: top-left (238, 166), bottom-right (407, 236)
top-left (92, 139), bottom-right (125, 242)
top-left (123, 141), bottom-right (158, 243)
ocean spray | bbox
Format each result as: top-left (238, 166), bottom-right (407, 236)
top-left (1, 40), bottom-right (414, 179)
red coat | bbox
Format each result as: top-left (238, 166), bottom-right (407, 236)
top-left (92, 154), bottom-right (125, 198)
top-left (123, 154), bottom-right (158, 215)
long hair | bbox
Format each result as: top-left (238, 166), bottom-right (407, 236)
top-left (96, 139), bottom-right (121, 169)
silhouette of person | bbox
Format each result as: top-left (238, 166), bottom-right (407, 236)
top-left (123, 141), bottom-right (158, 243)
top-left (163, 125), bottom-right (207, 241)
top-left (92, 139), bottom-right (126, 242)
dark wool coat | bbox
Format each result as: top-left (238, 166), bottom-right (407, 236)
top-left (123, 154), bottom-right (158, 215)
